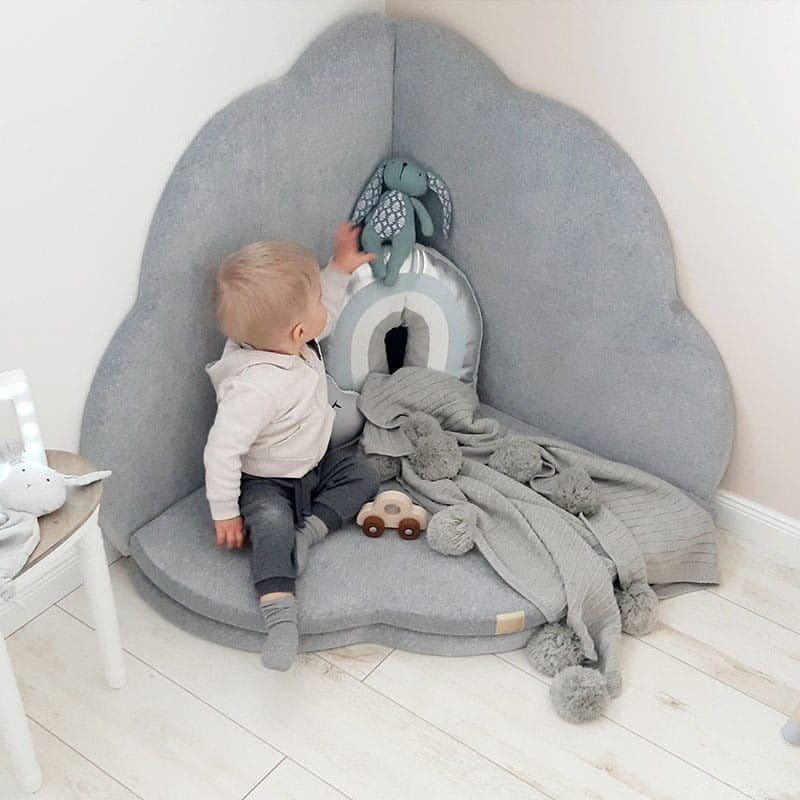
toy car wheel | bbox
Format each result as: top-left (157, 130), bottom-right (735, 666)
top-left (362, 515), bottom-right (385, 538)
top-left (397, 518), bottom-right (422, 540)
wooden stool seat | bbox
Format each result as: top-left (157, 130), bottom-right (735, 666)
top-left (21, 450), bottom-right (103, 574)
top-left (2, 450), bottom-right (125, 794)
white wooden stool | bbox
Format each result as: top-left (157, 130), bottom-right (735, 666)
top-left (0, 450), bottom-right (126, 793)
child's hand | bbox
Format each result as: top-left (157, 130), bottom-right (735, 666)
top-left (333, 222), bottom-right (376, 274)
top-left (215, 516), bottom-right (246, 549)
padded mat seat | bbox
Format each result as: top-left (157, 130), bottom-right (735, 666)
top-left (129, 405), bottom-right (547, 651)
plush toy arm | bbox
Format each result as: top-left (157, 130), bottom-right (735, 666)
top-left (63, 470), bottom-right (112, 487)
top-left (409, 197), bottom-right (434, 237)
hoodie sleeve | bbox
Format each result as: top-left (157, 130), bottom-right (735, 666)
top-left (203, 376), bottom-right (276, 521)
top-left (319, 259), bottom-right (352, 340)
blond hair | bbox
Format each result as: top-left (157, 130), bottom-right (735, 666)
top-left (214, 241), bottom-right (319, 348)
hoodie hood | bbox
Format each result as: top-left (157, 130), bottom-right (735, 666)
top-left (206, 341), bottom-right (297, 390)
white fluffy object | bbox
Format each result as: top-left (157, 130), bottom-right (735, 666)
top-left (0, 459), bottom-right (110, 600)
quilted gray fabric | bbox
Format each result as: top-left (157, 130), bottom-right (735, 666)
top-left (128, 401), bottom-right (702, 655)
top-left (130, 561), bottom-right (534, 656)
top-left (393, 19), bottom-right (733, 498)
top-left (130, 407), bottom-right (545, 640)
top-left (358, 367), bottom-right (720, 692)
top-left (79, 13), bottom-right (733, 654)
top-left (80, 15), bottom-right (395, 554)
top-left (82, 15), bottom-right (732, 558)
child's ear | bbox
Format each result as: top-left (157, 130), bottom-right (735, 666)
top-left (290, 322), bottom-right (305, 344)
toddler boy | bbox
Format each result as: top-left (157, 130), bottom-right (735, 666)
top-left (204, 224), bottom-right (379, 670)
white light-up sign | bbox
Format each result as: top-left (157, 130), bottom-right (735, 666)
top-left (0, 370), bottom-right (47, 467)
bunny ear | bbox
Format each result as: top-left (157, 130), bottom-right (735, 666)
top-left (62, 470), bottom-right (111, 487)
top-left (426, 171), bottom-right (452, 238)
top-left (0, 440), bottom-right (23, 463)
top-left (350, 161), bottom-right (386, 225)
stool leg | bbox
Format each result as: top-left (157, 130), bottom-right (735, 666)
top-left (0, 634), bottom-right (42, 792)
top-left (76, 513), bottom-right (127, 689)
top-left (782, 702), bottom-right (800, 745)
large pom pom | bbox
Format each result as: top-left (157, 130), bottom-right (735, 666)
top-left (365, 453), bottom-right (401, 482)
top-left (615, 581), bottom-right (659, 637)
top-left (526, 623), bottom-right (584, 676)
top-left (402, 412), bottom-right (443, 444)
top-left (407, 434), bottom-right (462, 480)
top-left (549, 666), bottom-right (610, 723)
top-left (427, 504), bottom-right (477, 555)
top-left (544, 466), bottom-right (599, 516)
top-left (488, 437), bottom-right (544, 482)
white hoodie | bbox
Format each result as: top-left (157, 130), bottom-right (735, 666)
top-left (203, 261), bottom-right (350, 521)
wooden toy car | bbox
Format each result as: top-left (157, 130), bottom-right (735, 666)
top-left (356, 490), bottom-right (429, 540)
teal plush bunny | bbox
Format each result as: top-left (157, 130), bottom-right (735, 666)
top-left (351, 157), bottom-right (452, 286)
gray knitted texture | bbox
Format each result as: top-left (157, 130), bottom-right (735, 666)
top-left (358, 367), bottom-right (720, 697)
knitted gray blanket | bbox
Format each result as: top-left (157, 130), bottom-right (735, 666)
top-left (358, 367), bottom-right (719, 696)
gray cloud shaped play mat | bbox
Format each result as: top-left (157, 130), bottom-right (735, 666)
top-left (81, 13), bottom-right (733, 655)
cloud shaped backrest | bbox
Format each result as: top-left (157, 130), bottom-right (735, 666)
top-left (82, 14), bottom-right (732, 553)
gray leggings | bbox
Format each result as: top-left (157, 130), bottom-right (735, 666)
top-left (239, 448), bottom-right (379, 596)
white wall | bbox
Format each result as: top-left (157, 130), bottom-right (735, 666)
top-left (389, 0), bottom-right (800, 517)
top-left (0, 0), bottom-right (382, 456)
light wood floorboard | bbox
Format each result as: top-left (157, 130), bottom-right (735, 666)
top-left (0, 720), bottom-right (139, 800)
top-left (246, 759), bottom-right (349, 800)
top-left (0, 526), bottom-right (792, 800)
top-left (60, 561), bottom-right (544, 800)
top-left (6, 606), bottom-right (281, 800)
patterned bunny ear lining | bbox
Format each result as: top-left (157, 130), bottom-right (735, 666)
top-left (426, 172), bottom-right (452, 237)
top-left (351, 165), bottom-right (386, 224)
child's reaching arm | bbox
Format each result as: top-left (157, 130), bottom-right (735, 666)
top-left (204, 376), bottom-right (276, 548)
top-left (319, 222), bottom-right (376, 340)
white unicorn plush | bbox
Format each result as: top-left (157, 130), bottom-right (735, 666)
top-left (0, 459), bottom-right (110, 599)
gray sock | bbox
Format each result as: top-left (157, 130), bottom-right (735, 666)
top-left (294, 515), bottom-right (329, 574)
top-left (259, 595), bottom-right (299, 671)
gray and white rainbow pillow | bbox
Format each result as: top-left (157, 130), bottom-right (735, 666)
top-left (323, 245), bottom-right (483, 447)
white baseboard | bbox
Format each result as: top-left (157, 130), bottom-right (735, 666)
top-left (713, 489), bottom-right (800, 552)
top-left (1, 540), bottom-right (120, 637)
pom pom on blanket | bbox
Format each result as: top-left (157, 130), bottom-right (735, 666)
top-left (401, 412), bottom-right (463, 480)
top-left (402, 411), bottom-right (444, 443)
top-left (488, 437), bottom-right (544, 482)
top-left (540, 466), bottom-right (599, 516)
top-left (427, 504), bottom-right (477, 555)
top-left (615, 581), bottom-right (659, 637)
top-left (408, 433), bottom-right (462, 480)
top-left (363, 451), bottom-right (401, 482)
top-left (526, 622), bottom-right (584, 676)
top-left (550, 666), bottom-right (610, 723)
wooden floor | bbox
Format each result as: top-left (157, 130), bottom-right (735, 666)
top-left (1, 526), bottom-right (798, 799)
